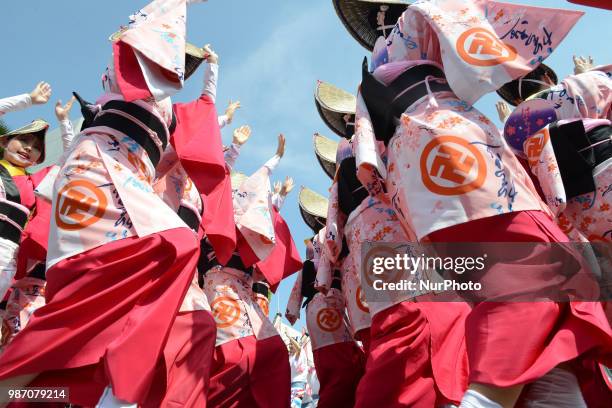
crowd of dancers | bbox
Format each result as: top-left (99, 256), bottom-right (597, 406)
top-left (0, 0), bottom-right (610, 407)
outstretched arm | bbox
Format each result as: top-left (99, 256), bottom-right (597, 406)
top-left (495, 100), bottom-right (512, 123)
top-left (263, 134), bottom-right (285, 173)
top-left (573, 55), bottom-right (594, 75)
top-left (272, 176), bottom-right (293, 210)
top-left (55, 96), bottom-right (77, 151)
top-left (0, 82), bottom-right (52, 116)
top-left (201, 44), bottom-right (219, 102)
top-left (218, 100), bottom-right (240, 129)
top-left (224, 125), bottom-right (251, 168)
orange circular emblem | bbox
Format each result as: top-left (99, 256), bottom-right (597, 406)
top-left (356, 286), bottom-right (369, 313)
top-left (420, 135), bottom-right (487, 196)
top-left (55, 180), bottom-right (108, 231)
top-left (256, 297), bottom-right (270, 317)
top-left (362, 244), bottom-right (402, 288)
top-left (316, 308), bottom-right (342, 332)
top-left (525, 128), bottom-right (549, 168)
top-left (211, 296), bottom-right (241, 328)
top-left (456, 27), bottom-right (517, 67)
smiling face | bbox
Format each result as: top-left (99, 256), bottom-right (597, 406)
top-left (1, 133), bottom-right (44, 168)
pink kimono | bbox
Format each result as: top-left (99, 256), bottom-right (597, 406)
top-left (205, 156), bottom-right (290, 408)
top-left (522, 68), bottom-right (612, 242)
top-left (286, 242), bottom-right (365, 408)
top-left (328, 137), bottom-right (469, 407)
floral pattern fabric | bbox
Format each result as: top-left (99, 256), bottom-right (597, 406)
top-left (203, 266), bottom-right (278, 347)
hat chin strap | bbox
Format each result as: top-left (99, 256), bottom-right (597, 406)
top-left (377, 6), bottom-right (394, 37)
top-left (343, 114), bottom-right (355, 127)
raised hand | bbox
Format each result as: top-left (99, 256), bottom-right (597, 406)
top-left (276, 134), bottom-right (286, 158)
top-left (280, 176), bottom-right (294, 196)
top-left (225, 100), bottom-right (241, 123)
top-left (495, 100), bottom-right (512, 123)
top-left (202, 44), bottom-right (218, 64)
top-left (273, 180), bottom-right (282, 195)
top-left (232, 125), bottom-right (251, 146)
top-left (55, 96), bottom-right (76, 121)
top-left (573, 55), bottom-right (594, 75)
top-left (30, 81), bottom-right (52, 105)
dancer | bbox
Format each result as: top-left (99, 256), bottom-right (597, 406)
top-left (350, 1), bottom-right (610, 406)
top-left (0, 2), bottom-right (215, 406)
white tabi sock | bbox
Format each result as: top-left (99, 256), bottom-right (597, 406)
top-left (95, 386), bottom-right (137, 408)
top-left (459, 389), bottom-right (503, 408)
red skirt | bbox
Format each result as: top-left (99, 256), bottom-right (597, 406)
top-left (354, 301), bottom-right (469, 408)
top-left (427, 210), bottom-right (612, 387)
top-left (0, 228), bottom-right (199, 406)
top-left (208, 334), bottom-right (290, 407)
top-left (143, 310), bottom-right (217, 407)
top-left (313, 341), bottom-right (366, 408)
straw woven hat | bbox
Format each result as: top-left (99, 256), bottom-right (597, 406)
top-left (313, 133), bottom-right (338, 180)
top-left (496, 63), bottom-right (558, 106)
top-left (110, 29), bottom-right (204, 80)
top-left (315, 80), bottom-right (356, 138)
top-left (298, 187), bottom-right (328, 233)
top-left (333, 0), bottom-right (411, 51)
top-left (230, 170), bottom-right (248, 190)
top-left (0, 119), bottom-right (50, 163)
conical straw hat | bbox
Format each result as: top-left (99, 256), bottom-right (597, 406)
top-left (298, 187), bottom-right (328, 233)
top-left (314, 80), bottom-right (356, 138)
top-left (332, 0), bottom-right (411, 51)
top-left (313, 133), bottom-right (338, 179)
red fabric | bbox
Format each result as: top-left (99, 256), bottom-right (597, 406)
top-left (570, 358), bottom-right (612, 408)
top-left (236, 229), bottom-right (259, 268)
top-left (354, 301), bottom-right (469, 408)
top-left (171, 95), bottom-right (236, 265)
top-left (313, 341), bottom-right (366, 408)
top-left (14, 166), bottom-right (52, 280)
top-left (427, 210), bottom-right (612, 387)
top-left (112, 41), bottom-right (153, 102)
top-left (568, 1), bottom-right (612, 10)
top-left (171, 96), bottom-right (226, 196)
top-left (11, 175), bottom-right (35, 210)
top-left (208, 335), bottom-right (291, 408)
top-left (0, 227), bottom-right (199, 405)
top-left (360, 329), bottom-right (371, 357)
top-left (143, 311), bottom-right (217, 408)
top-left (201, 173), bottom-right (236, 265)
top-left (256, 208), bottom-right (303, 291)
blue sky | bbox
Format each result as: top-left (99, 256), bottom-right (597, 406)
top-left (1, 0), bottom-right (610, 329)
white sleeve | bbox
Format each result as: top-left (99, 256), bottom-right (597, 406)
top-left (59, 119), bottom-right (76, 151)
top-left (224, 143), bottom-right (241, 169)
top-left (263, 154), bottom-right (281, 173)
top-left (271, 192), bottom-right (285, 210)
top-left (201, 63), bottom-right (219, 103)
top-left (218, 114), bottom-right (229, 129)
top-left (0, 94), bottom-right (32, 116)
